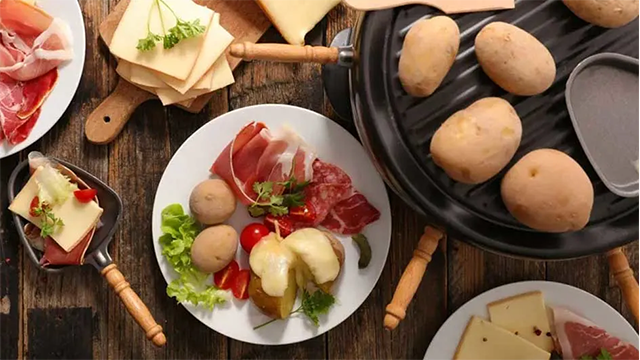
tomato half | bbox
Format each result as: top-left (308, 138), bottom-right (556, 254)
top-left (289, 204), bottom-right (316, 224)
top-left (29, 196), bottom-right (39, 217)
top-left (232, 269), bottom-right (250, 300)
top-left (240, 223), bottom-right (270, 254)
top-left (74, 189), bottom-right (97, 203)
top-left (213, 260), bottom-right (239, 290)
top-left (264, 215), bottom-right (295, 237)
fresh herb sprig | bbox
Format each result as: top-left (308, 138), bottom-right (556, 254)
top-left (32, 202), bottom-right (64, 238)
top-left (253, 290), bottom-right (336, 330)
top-left (137, 0), bottom-right (206, 51)
top-left (248, 176), bottom-right (309, 217)
top-left (580, 349), bottom-right (613, 360)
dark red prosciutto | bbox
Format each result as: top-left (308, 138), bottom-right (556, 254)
top-left (0, 69), bottom-right (56, 144)
top-left (40, 231), bottom-right (92, 266)
top-left (552, 307), bottom-right (639, 360)
top-left (321, 193), bottom-right (381, 234)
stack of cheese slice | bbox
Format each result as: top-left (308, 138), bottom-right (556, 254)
top-left (108, 0), bottom-right (235, 107)
top-left (454, 291), bottom-right (555, 360)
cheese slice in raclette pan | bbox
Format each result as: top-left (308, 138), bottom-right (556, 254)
top-left (155, 13), bottom-right (234, 94)
top-left (257, 0), bottom-right (340, 45)
top-left (109, 0), bottom-right (213, 80)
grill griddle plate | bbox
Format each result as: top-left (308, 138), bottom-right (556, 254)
top-left (351, 0), bottom-right (639, 259)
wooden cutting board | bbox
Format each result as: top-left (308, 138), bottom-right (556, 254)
top-left (85, 0), bottom-right (271, 145)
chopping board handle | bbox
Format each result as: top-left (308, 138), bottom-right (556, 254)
top-left (384, 226), bottom-right (444, 330)
top-left (229, 42), bottom-right (339, 64)
top-left (607, 247), bottom-right (639, 323)
top-left (85, 80), bottom-right (154, 145)
top-left (101, 264), bottom-right (167, 347)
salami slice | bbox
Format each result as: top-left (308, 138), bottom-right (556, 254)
top-left (321, 193), bottom-right (381, 234)
top-left (304, 183), bottom-right (353, 226)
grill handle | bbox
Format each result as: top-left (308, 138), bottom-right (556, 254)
top-left (607, 247), bottom-right (639, 322)
top-left (229, 42), bottom-right (352, 66)
top-left (384, 226), bottom-right (444, 330)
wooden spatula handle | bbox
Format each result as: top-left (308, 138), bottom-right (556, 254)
top-left (101, 264), bottom-right (166, 347)
top-left (229, 42), bottom-right (339, 64)
top-left (85, 80), bottom-right (154, 145)
top-left (607, 247), bottom-right (639, 322)
top-left (384, 226), bottom-right (444, 330)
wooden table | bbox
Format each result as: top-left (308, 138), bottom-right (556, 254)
top-left (0, 2), bottom-right (637, 359)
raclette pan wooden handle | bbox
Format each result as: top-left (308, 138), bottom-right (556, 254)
top-left (607, 247), bottom-right (639, 322)
top-left (384, 226), bottom-right (444, 330)
top-left (102, 263), bottom-right (167, 347)
top-left (229, 42), bottom-right (339, 64)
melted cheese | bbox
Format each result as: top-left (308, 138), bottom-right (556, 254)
top-left (109, 0), bottom-right (213, 80)
top-left (454, 317), bottom-right (550, 360)
top-left (9, 167), bottom-right (103, 252)
top-left (257, 0), bottom-right (340, 45)
top-left (281, 228), bottom-right (339, 285)
top-left (249, 233), bottom-right (296, 297)
top-left (488, 291), bottom-right (554, 352)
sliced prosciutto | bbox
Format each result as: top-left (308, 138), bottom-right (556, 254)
top-left (0, 0), bottom-right (73, 82)
top-left (321, 193), bottom-right (381, 234)
top-left (211, 122), bottom-right (317, 205)
top-left (552, 307), bottom-right (639, 360)
top-left (0, 69), bottom-right (56, 144)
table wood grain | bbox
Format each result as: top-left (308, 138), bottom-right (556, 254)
top-left (0, 1), bottom-right (637, 359)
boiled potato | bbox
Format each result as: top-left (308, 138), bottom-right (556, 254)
top-left (430, 97), bottom-right (522, 184)
top-left (475, 22), bottom-right (555, 96)
top-left (249, 269), bottom-right (297, 319)
top-left (315, 232), bottom-right (345, 294)
top-left (563, 0), bottom-right (639, 28)
top-left (190, 225), bottom-right (238, 273)
top-left (189, 179), bottom-right (236, 225)
top-left (501, 149), bottom-right (594, 233)
top-left (399, 16), bottom-right (460, 97)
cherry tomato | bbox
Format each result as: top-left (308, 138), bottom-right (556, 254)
top-left (232, 269), bottom-right (250, 300)
top-left (29, 196), bottom-right (39, 217)
top-left (240, 223), bottom-right (270, 254)
top-left (213, 260), bottom-right (239, 290)
top-left (74, 189), bottom-right (97, 203)
top-left (289, 204), bottom-right (316, 224)
top-left (264, 215), bottom-right (295, 237)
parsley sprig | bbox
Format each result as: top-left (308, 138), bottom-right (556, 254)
top-left (580, 349), bottom-right (613, 360)
top-left (137, 0), bottom-right (206, 51)
top-left (253, 290), bottom-right (336, 330)
top-left (32, 202), bottom-right (64, 238)
top-left (247, 176), bottom-right (309, 217)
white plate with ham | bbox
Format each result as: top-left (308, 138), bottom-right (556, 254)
top-left (152, 104), bottom-right (392, 344)
top-left (0, 0), bottom-right (84, 158)
top-left (424, 281), bottom-right (638, 360)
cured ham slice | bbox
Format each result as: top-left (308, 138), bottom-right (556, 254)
top-left (40, 231), bottom-right (93, 266)
top-left (321, 193), bottom-right (381, 234)
top-left (0, 0), bottom-right (73, 81)
top-left (552, 307), bottom-right (639, 360)
top-left (0, 69), bottom-right (56, 144)
top-left (212, 122), bottom-right (317, 205)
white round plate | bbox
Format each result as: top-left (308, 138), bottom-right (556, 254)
top-left (424, 281), bottom-right (638, 359)
top-left (0, 0), bottom-right (86, 159)
top-left (152, 104), bottom-right (392, 345)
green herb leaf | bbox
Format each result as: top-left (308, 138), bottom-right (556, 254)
top-left (298, 289), bottom-right (335, 326)
top-left (137, 0), bottom-right (206, 52)
top-left (31, 201), bottom-right (64, 238)
top-left (136, 32), bottom-right (162, 51)
top-left (282, 191), bottom-right (305, 208)
top-left (248, 206), bottom-right (266, 217)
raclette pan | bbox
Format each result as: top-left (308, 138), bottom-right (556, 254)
top-left (8, 155), bottom-right (167, 347)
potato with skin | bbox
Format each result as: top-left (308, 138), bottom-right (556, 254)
top-left (501, 149), bottom-right (594, 233)
top-left (189, 179), bottom-right (236, 225)
top-left (475, 22), bottom-right (556, 96)
top-left (249, 269), bottom-right (297, 319)
top-left (430, 97), bottom-right (522, 184)
top-left (190, 225), bottom-right (238, 273)
top-left (399, 16), bottom-right (460, 97)
top-left (563, 0), bottom-right (639, 28)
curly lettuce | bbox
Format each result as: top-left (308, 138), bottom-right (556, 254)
top-left (160, 204), bottom-right (229, 309)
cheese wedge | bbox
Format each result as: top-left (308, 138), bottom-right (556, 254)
top-left (257, 0), bottom-right (340, 45)
top-left (454, 316), bottom-right (550, 360)
top-left (488, 291), bottom-right (555, 352)
top-left (109, 0), bottom-right (213, 80)
top-left (155, 13), bottom-right (234, 94)
top-left (9, 168), bottom-right (103, 252)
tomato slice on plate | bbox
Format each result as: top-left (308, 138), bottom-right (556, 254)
top-left (74, 189), bottom-right (97, 203)
top-left (289, 204), bottom-right (316, 224)
top-left (264, 215), bottom-right (295, 237)
top-left (232, 269), bottom-right (250, 300)
top-left (29, 196), bottom-right (39, 217)
top-left (240, 223), bottom-right (270, 254)
top-left (213, 260), bottom-right (239, 290)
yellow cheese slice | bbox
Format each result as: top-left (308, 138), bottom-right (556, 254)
top-left (177, 98), bottom-right (196, 108)
top-left (117, 60), bottom-right (166, 88)
top-left (109, 0), bottom-right (213, 80)
top-left (155, 87), bottom-right (210, 106)
top-left (454, 316), bottom-right (550, 360)
top-left (257, 0), bottom-right (340, 45)
top-left (8, 167), bottom-right (103, 253)
top-left (487, 291), bottom-right (555, 352)
top-left (155, 13), bottom-right (234, 94)
top-left (249, 233), bottom-right (296, 297)
top-left (208, 56), bottom-right (234, 90)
